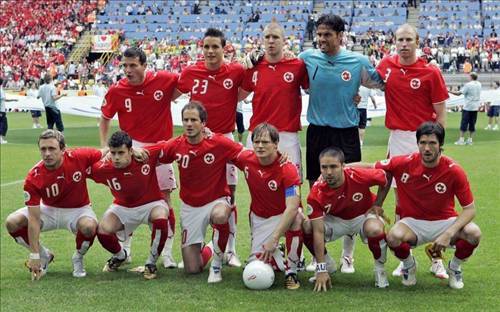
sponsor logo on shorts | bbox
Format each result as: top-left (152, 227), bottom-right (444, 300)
top-left (154, 90), bottom-right (164, 101)
top-left (24, 191), bottom-right (31, 202)
top-left (72, 171), bottom-right (82, 182)
top-left (341, 70), bottom-right (351, 81)
top-left (410, 78), bottom-right (421, 89)
top-left (268, 180), bottom-right (278, 191)
top-left (141, 164), bottom-right (151, 175)
top-left (435, 182), bottom-right (447, 194)
top-left (204, 153), bottom-right (215, 164)
top-left (223, 78), bottom-right (234, 89)
top-left (352, 192), bottom-right (363, 202)
top-left (283, 72), bottom-right (294, 83)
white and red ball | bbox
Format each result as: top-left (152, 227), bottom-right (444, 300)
top-left (242, 260), bottom-right (275, 290)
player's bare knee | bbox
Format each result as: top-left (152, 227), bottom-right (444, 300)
top-left (302, 220), bottom-right (312, 234)
top-left (363, 219), bottom-right (384, 237)
top-left (77, 217), bottom-right (97, 236)
top-left (386, 230), bottom-right (402, 247)
top-left (210, 206), bottom-right (230, 224)
top-left (5, 213), bottom-right (26, 232)
top-left (463, 223), bottom-right (482, 244)
top-left (290, 212), bottom-right (303, 231)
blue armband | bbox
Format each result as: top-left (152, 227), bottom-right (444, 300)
top-left (285, 185), bottom-right (299, 198)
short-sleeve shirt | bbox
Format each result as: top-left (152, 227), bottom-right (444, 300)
top-left (159, 134), bottom-right (243, 206)
top-left (102, 71), bottom-right (178, 143)
top-left (299, 48), bottom-right (383, 128)
top-left (23, 148), bottom-right (102, 208)
top-left (89, 145), bottom-right (165, 207)
top-left (177, 62), bottom-right (244, 134)
top-left (377, 55), bottom-right (449, 131)
top-left (38, 83), bottom-right (58, 109)
top-left (375, 153), bottom-right (474, 220)
top-left (462, 80), bottom-right (482, 111)
top-left (233, 150), bottom-right (301, 218)
top-left (307, 167), bottom-right (388, 220)
top-left (241, 58), bottom-right (309, 132)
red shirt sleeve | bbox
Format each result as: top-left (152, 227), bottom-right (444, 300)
top-left (356, 168), bottom-right (388, 187)
top-left (430, 66), bottom-right (450, 104)
top-left (241, 68), bottom-right (256, 92)
top-left (101, 86), bottom-right (117, 119)
top-left (298, 60), bottom-right (309, 90)
top-left (282, 162), bottom-right (301, 189)
top-left (157, 138), bottom-right (178, 164)
top-left (177, 67), bottom-right (193, 94)
top-left (306, 186), bottom-right (324, 220)
top-left (452, 165), bottom-right (474, 207)
top-left (24, 179), bottom-right (41, 207)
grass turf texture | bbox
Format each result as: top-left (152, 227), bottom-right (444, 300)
top-left (1, 112), bottom-right (499, 311)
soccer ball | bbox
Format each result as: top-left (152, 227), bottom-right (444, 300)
top-left (242, 260), bottom-right (275, 290)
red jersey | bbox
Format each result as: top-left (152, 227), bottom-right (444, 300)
top-left (177, 62), bottom-right (244, 134)
top-left (307, 168), bottom-right (388, 220)
top-left (102, 70), bottom-right (178, 143)
top-left (377, 55), bottom-right (449, 131)
top-left (241, 58), bottom-right (309, 132)
top-left (23, 149), bottom-right (102, 208)
top-left (375, 153), bottom-right (474, 221)
top-left (233, 150), bottom-right (300, 218)
top-left (160, 134), bottom-right (243, 206)
top-left (89, 146), bottom-right (165, 207)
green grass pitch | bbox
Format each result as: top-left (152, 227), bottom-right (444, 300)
top-left (1, 112), bottom-right (499, 311)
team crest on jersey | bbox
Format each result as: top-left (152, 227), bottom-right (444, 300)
top-left (72, 171), bottom-right (82, 182)
top-left (410, 78), bottom-right (421, 89)
top-left (24, 191), bottom-right (31, 202)
top-left (283, 72), bottom-right (294, 83)
top-left (435, 182), bottom-right (447, 194)
top-left (341, 70), bottom-right (351, 81)
top-left (223, 78), bottom-right (233, 89)
top-left (268, 180), bottom-right (278, 191)
top-left (204, 153), bottom-right (215, 164)
top-left (141, 164), bottom-right (151, 175)
top-left (352, 192), bottom-right (363, 202)
top-left (154, 90), bottom-right (164, 101)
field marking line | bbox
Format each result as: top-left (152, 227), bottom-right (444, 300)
top-left (1, 179), bottom-right (24, 187)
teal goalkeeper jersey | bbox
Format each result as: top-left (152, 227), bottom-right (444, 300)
top-left (299, 48), bottom-right (384, 128)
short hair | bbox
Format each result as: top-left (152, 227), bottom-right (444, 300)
top-left (495, 81), bottom-right (500, 88)
top-left (251, 123), bottom-right (279, 144)
top-left (108, 131), bottom-right (132, 149)
top-left (316, 14), bottom-right (345, 32)
top-left (43, 74), bottom-right (52, 84)
top-left (416, 122), bottom-right (445, 146)
top-left (204, 28), bottom-right (226, 47)
top-left (182, 101), bottom-right (208, 123)
top-left (470, 72), bottom-right (478, 80)
top-left (38, 129), bottom-right (65, 149)
top-left (319, 147), bottom-right (345, 164)
top-left (264, 22), bottom-right (285, 39)
top-left (123, 47), bottom-right (147, 65)
top-left (395, 23), bottom-right (419, 42)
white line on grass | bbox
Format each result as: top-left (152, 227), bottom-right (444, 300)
top-left (1, 179), bottom-right (24, 187)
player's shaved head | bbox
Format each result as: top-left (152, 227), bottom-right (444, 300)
top-left (108, 131), bottom-right (132, 149)
top-left (416, 122), bottom-right (445, 147)
top-left (182, 101), bottom-right (208, 123)
top-left (252, 123), bottom-right (279, 144)
top-left (319, 147), bottom-right (345, 164)
top-left (38, 129), bottom-right (65, 149)
top-left (264, 22), bottom-right (285, 39)
top-left (396, 24), bottom-right (419, 41)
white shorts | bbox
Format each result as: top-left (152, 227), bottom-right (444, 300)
top-left (180, 197), bottom-right (231, 247)
top-left (223, 132), bottom-right (238, 186)
top-left (107, 200), bottom-right (168, 241)
top-left (323, 214), bottom-right (383, 243)
top-left (398, 217), bottom-right (457, 247)
top-left (17, 204), bottom-right (97, 234)
top-left (247, 212), bottom-right (286, 271)
top-left (133, 140), bottom-right (177, 191)
top-left (246, 131), bottom-right (302, 180)
top-left (387, 130), bottom-right (418, 187)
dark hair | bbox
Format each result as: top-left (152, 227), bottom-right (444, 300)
top-left (123, 47), bottom-right (147, 65)
top-left (470, 72), bottom-right (478, 80)
top-left (204, 28), bottom-right (226, 47)
top-left (38, 129), bottom-right (65, 149)
top-left (316, 14), bottom-right (345, 32)
top-left (108, 131), bottom-right (132, 148)
top-left (251, 123), bottom-right (279, 144)
top-left (43, 74), bottom-right (52, 84)
top-left (416, 122), bottom-right (445, 146)
top-left (495, 81), bottom-right (500, 88)
top-left (319, 147), bottom-right (345, 164)
top-left (182, 101), bottom-right (208, 123)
